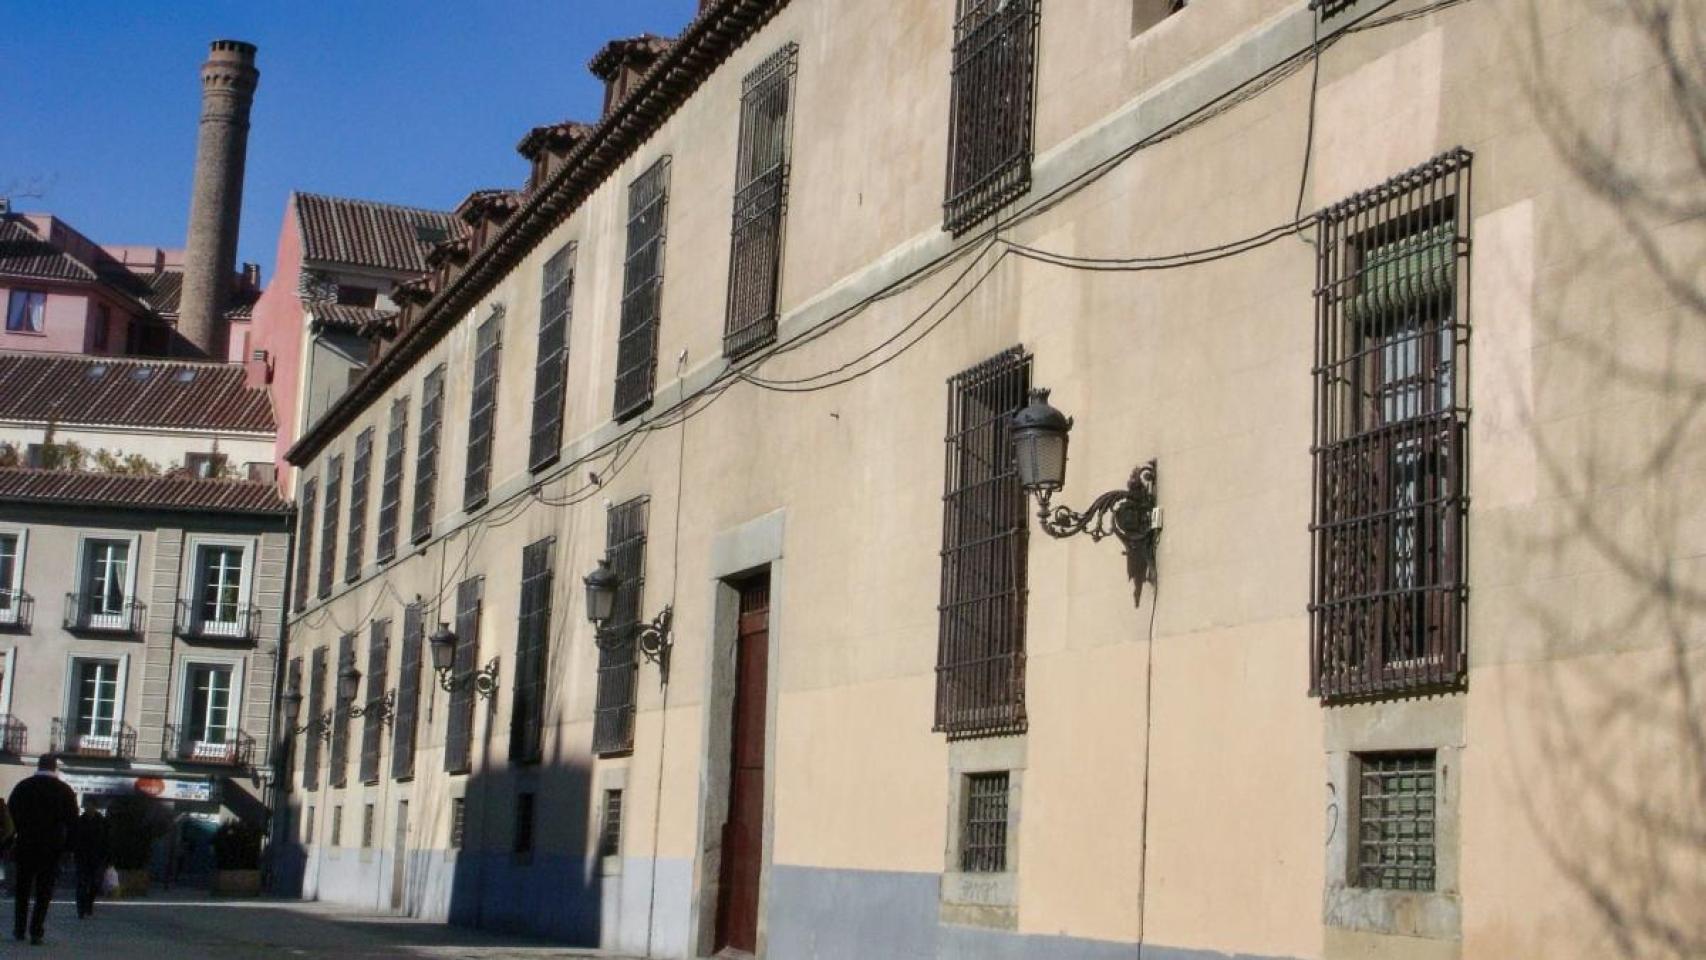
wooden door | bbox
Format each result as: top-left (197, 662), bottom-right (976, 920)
top-left (715, 574), bottom-right (770, 954)
top-left (391, 800), bottom-right (408, 911)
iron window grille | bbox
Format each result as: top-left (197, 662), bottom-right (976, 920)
top-left (464, 311), bottom-right (505, 511)
top-left (961, 771), bottom-right (1010, 873)
top-left (346, 428), bottom-right (374, 583)
top-left (724, 44), bottom-right (798, 359)
top-left (293, 479), bottom-right (317, 611)
top-left (593, 497), bottom-right (648, 756)
top-left (392, 602), bottom-right (424, 781)
top-left (529, 245), bottom-right (576, 471)
top-left (331, 806), bottom-right (343, 846)
top-left (613, 158), bottom-right (671, 421)
top-left (329, 632), bottom-right (354, 789)
top-left (304, 805), bottom-right (315, 843)
top-left (362, 803), bottom-right (375, 848)
top-left (303, 646), bottom-right (327, 791)
top-left (283, 657), bottom-right (302, 791)
top-left (449, 797), bottom-right (466, 849)
top-left (1356, 751), bottom-right (1437, 890)
top-left (599, 789), bottom-right (624, 858)
top-left (1311, 148), bottom-right (1471, 703)
top-left (376, 397), bottom-right (409, 563)
top-left (1310, 0), bottom-right (1357, 19)
top-left (514, 792), bottom-right (535, 854)
top-left (360, 618), bottom-right (390, 785)
top-left (412, 364), bottom-right (446, 544)
top-left (317, 456), bottom-right (343, 600)
top-left (944, 0), bottom-right (1041, 236)
top-left (445, 577), bottom-right (483, 774)
top-left (935, 348), bottom-right (1031, 738)
top-left (510, 537), bottom-right (554, 765)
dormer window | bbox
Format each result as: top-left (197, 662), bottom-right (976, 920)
top-left (589, 35), bottom-right (674, 119)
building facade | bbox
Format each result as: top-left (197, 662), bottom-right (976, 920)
top-left (0, 469), bottom-right (289, 833)
top-left (280, 1), bottom-right (1706, 959)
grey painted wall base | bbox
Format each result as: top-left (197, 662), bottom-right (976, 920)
top-left (766, 864), bottom-right (1306, 960)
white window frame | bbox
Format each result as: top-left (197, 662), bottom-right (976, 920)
top-left (178, 534), bottom-right (257, 639)
top-left (73, 532), bottom-right (141, 631)
top-left (63, 653), bottom-right (129, 754)
top-left (171, 654), bottom-right (246, 762)
top-left (0, 527), bottom-right (26, 626)
top-left (0, 648), bottom-right (17, 716)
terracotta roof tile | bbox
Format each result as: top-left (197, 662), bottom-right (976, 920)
top-left (0, 352), bottom-right (275, 433)
top-left (0, 218), bottom-right (98, 283)
top-left (309, 303), bottom-right (397, 336)
top-left (294, 193), bottom-right (460, 274)
top-left (0, 468), bottom-right (289, 515)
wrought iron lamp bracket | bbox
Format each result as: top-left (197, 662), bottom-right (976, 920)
top-left (595, 604), bottom-right (674, 684)
top-left (435, 657), bottom-right (501, 700)
top-left (1033, 460), bottom-right (1159, 553)
top-left (347, 689), bottom-right (397, 727)
top-left (314, 711), bottom-right (336, 743)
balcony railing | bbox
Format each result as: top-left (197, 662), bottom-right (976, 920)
top-left (63, 594), bottom-right (145, 635)
top-left (174, 600), bottom-right (259, 641)
top-left (0, 715), bottom-right (27, 754)
top-left (162, 723), bottom-right (254, 767)
top-left (51, 718), bottom-right (137, 760)
top-left (0, 590), bottom-right (32, 632)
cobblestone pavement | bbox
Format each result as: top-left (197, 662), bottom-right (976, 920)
top-left (4, 890), bottom-right (640, 959)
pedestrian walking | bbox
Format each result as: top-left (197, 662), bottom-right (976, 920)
top-left (7, 754), bottom-right (79, 945)
top-left (72, 804), bottom-right (111, 918)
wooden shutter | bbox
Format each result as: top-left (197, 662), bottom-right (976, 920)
top-left (376, 397), bottom-right (408, 563)
top-left (613, 159), bottom-right (670, 421)
top-left (317, 457), bottom-right (342, 599)
top-left (302, 645), bottom-right (326, 791)
top-left (360, 618), bottom-right (389, 784)
top-left (283, 656), bottom-right (303, 792)
top-left (391, 602), bottom-right (424, 781)
top-left (934, 348), bottom-right (1030, 737)
top-left (529, 246), bottom-right (575, 470)
top-left (724, 44), bottom-right (797, 358)
top-left (444, 577), bottom-right (483, 774)
top-left (593, 498), bottom-right (647, 755)
top-left (464, 314), bottom-right (504, 511)
top-left (412, 365), bottom-right (445, 544)
top-left (294, 479), bottom-right (317, 612)
top-left (329, 631), bottom-right (354, 788)
top-left (346, 428), bottom-right (374, 582)
top-left (510, 537), bottom-right (554, 764)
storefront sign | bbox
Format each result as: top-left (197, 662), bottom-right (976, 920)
top-left (62, 773), bottom-right (216, 803)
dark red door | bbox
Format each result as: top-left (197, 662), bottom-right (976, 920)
top-left (715, 574), bottom-right (769, 954)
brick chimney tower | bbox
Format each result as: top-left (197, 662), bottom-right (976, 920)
top-left (179, 40), bottom-right (259, 359)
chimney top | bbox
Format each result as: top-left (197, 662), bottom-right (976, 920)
top-left (208, 39), bottom-right (258, 59)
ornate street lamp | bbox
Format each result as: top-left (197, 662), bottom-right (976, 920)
top-left (584, 558), bottom-right (674, 683)
top-left (335, 657), bottom-right (395, 726)
top-left (428, 621), bottom-right (500, 699)
top-left (281, 685), bottom-right (314, 736)
top-left (1012, 387), bottom-right (1160, 559)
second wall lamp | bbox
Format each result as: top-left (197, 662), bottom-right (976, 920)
top-left (428, 621), bottom-right (500, 699)
top-left (583, 557), bottom-right (674, 684)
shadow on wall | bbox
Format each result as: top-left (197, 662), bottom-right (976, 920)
top-left (1503, 2), bottom-right (1706, 958)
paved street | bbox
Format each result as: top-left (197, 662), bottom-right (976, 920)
top-left (3, 891), bottom-right (639, 959)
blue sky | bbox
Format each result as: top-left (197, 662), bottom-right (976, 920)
top-left (0, 0), bottom-right (698, 276)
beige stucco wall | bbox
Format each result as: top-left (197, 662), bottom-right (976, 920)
top-left (283, 0), bottom-right (1706, 957)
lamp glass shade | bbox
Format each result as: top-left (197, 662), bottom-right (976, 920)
top-left (429, 623), bottom-right (457, 673)
top-left (337, 663), bottom-right (361, 702)
top-left (281, 688), bottom-right (303, 723)
top-left (1011, 388), bottom-right (1072, 492)
top-left (584, 559), bottom-right (618, 624)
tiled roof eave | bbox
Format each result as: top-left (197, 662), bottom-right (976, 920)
top-left (286, 0), bottom-right (790, 466)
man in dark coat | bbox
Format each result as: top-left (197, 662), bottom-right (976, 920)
top-left (8, 755), bottom-right (80, 944)
top-left (72, 805), bottom-right (111, 918)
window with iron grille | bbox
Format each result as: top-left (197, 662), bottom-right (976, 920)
top-left (935, 348), bottom-right (1031, 737)
top-left (449, 797), bottom-right (466, 849)
top-left (1309, 0), bottom-right (1356, 19)
top-left (362, 802), bottom-right (375, 848)
top-left (329, 632), bottom-right (354, 789)
top-left (412, 365), bottom-right (446, 544)
top-left (346, 428), bottom-right (373, 583)
top-left (1311, 149), bottom-right (1471, 703)
top-left (613, 159), bottom-right (670, 421)
top-left (376, 397), bottom-right (408, 563)
top-left (465, 312), bottom-right (504, 511)
top-left (944, 0), bottom-right (1041, 236)
top-left (282, 657), bottom-right (303, 792)
top-left (392, 601), bottom-right (423, 781)
top-left (360, 618), bottom-right (389, 785)
top-left (302, 646), bottom-right (326, 791)
top-left (293, 479), bottom-right (317, 612)
top-left (445, 577), bottom-right (483, 774)
top-left (593, 498), bottom-right (647, 756)
top-left (304, 804), bottom-right (315, 843)
top-left (724, 44), bottom-right (798, 358)
top-left (331, 805), bottom-right (343, 846)
top-left (1356, 752), bottom-right (1437, 890)
top-left (514, 792), bottom-right (535, 854)
top-left (317, 457), bottom-right (343, 600)
top-left (529, 245), bottom-right (576, 471)
top-left (599, 789), bottom-right (623, 858)
top-left (960, 771), bottom-right (1010, 873)
top-left (510, 537), bottom-right (553, 765)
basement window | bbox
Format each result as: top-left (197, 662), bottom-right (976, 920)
top-left (960, 771), bottom-right (1010, 873)
top-left (1356, 752), bottom-right (1437, 891)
